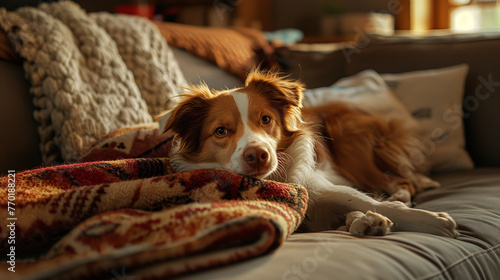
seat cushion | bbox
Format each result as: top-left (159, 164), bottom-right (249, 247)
top-left (178, 168), bottom-right (500, 280)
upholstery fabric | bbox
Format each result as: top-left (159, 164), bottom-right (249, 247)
top-left (0, 60), bottom-right (41, 174)
top-left (171, 47), bottom-right (244, 90)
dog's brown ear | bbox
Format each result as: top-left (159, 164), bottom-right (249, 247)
top-left (245, 69), bottom-right (305, 133)
top-left (162, 89), bottom-right (211, 154)
top-left (245, 69), bottom-right (305, 108)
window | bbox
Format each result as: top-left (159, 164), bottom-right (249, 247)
top-left (450, 0), bottom-right (500, 32)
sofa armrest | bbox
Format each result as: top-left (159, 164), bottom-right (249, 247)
top-left (0, 59), bottom-right (42, 174)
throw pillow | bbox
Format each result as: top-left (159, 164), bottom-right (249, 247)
top-left (381, 64), bottom-right (474, 172)
top-left (0, 2), bottom-right (187, 165)
top-left (154, 22), bottom-right (275, 80)
top-left (303, 69), bottom-right (418, 132)
top-left (92, 13), bottom-right (188, 116)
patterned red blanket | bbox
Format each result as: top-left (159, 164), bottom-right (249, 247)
top-left (0, 158), bottom-right (307, 279)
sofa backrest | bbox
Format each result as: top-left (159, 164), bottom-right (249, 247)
top-left (345, 33), bottom-right (500, 167)
top-left (290, 33), bottom-right (500, 167)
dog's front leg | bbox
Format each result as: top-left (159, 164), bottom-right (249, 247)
top-left (375, 200), bottom-right (458, 237)
top-left (303, 181), bottom-right (458, 237)
top-left (301, 180), bottom-right (390, 233)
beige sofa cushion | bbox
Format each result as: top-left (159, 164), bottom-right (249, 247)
top-left (177, 168), bottom-right (500, 280)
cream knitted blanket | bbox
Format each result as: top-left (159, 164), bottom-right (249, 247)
top-left (0, 1), bottom-right (187, 165)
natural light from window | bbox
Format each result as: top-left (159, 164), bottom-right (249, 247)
top-left (450, 1), bottom-right (500, 32)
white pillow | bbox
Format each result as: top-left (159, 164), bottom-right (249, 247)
top-left (381, 64), bottom-right (473, 172)
top-left (303, 66), bottom-right (474, 173)
top-left (303, 69), bottom-right (418, 131)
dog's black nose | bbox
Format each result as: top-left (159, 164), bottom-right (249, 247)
top-left (244, 147), bottom-right (270, 168)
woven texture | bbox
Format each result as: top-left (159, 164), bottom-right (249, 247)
top-left (0, 2), bottom-right (186, 165)
top-left (80, 123), bottom-right (174, 162)
top-left (92, 12), bottom-right (187, 114)
top-left (0, 158), bottom-right (307, 279)
top-left (155, 21), bottom-right (275, 80)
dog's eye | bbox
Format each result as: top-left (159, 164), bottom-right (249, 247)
top-left (214, 127), bottom-right (228, 137)
top-left (262, 116), bottom-right (271, 124)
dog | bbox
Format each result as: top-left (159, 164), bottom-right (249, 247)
top-left (159, 69), bottom-right (458, 237)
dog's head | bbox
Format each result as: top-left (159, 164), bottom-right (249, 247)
top-left (160, 69), bottom-right (304, 178)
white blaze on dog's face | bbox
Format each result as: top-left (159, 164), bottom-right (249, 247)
top-left (224, 91), bottom-right (282, 177)
top-left (162, 70), bottom-right (304, 179)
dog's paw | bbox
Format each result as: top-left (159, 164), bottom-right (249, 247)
top-left (346, 211), bottom-right (393, 236)
top-left (381, 203), bottom-right (459, 238)
top-left (423, 211), bottom-right (459, 238)
top-left (413, 173), bottom-right (441, 192)
top-left (411, 211), bottom-right (458, 238)
top-left (387, 189), bottom-right (412, 206)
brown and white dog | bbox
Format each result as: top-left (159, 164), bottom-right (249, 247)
top-left (160, 69), bottom-right (458, 237)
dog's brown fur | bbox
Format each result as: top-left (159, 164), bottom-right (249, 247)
top-left (303, 102), bottom-right (419, 199)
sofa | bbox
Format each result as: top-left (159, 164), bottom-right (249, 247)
top-left (176, 33), bottom-right (500, 279)
top-left (1, 2), bottom-right (499, 279)
top-left (176, 33), bottom-right (500, 280)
